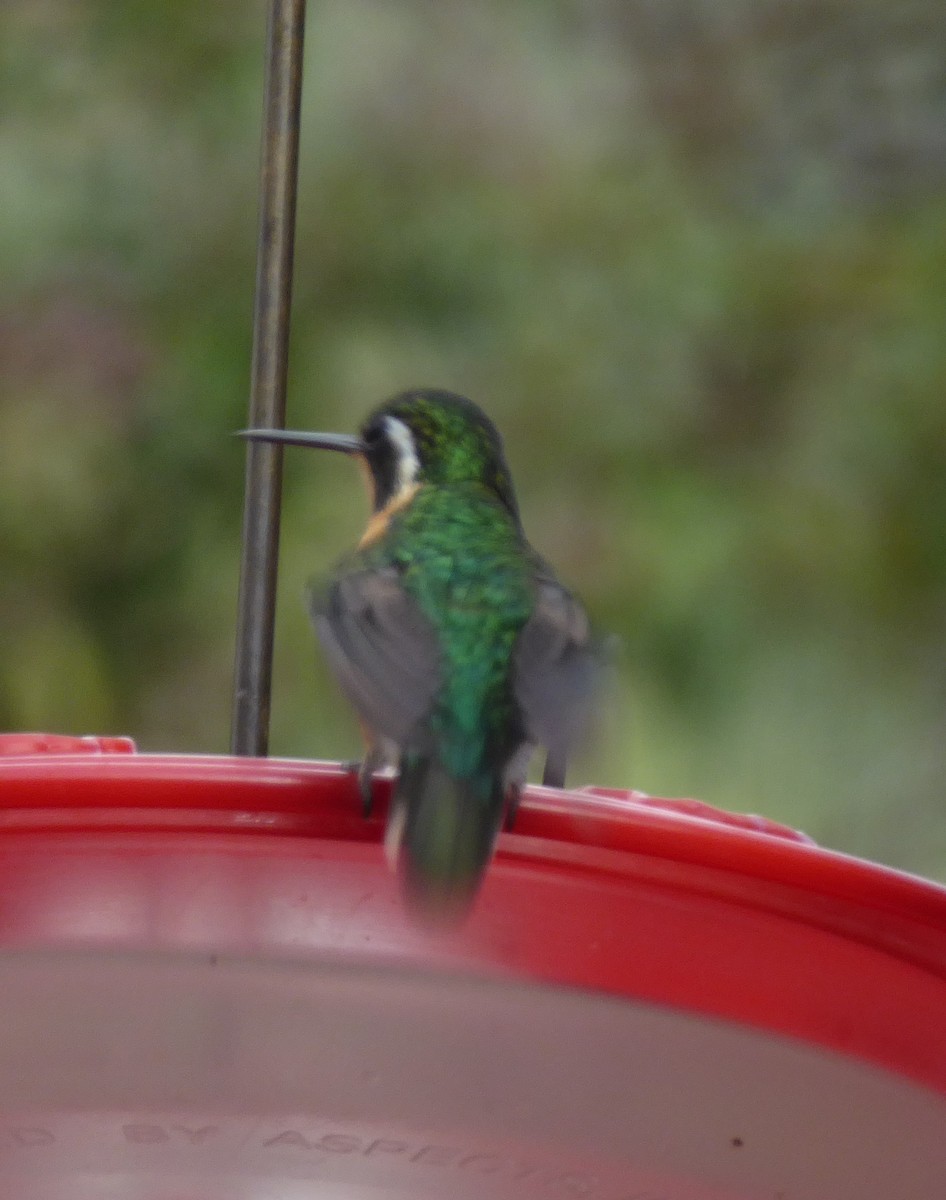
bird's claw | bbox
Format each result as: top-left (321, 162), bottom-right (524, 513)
top-left (342, 753), bottom-right (385, 818)
top-left (503, 752), bottom-right (567, 831)
top-left (356, 767), bottom-right (373, 817)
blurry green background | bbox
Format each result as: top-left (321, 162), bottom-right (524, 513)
top-left (1, 1), bottom-right (944, 877)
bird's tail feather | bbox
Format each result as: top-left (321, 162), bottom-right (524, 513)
top-left (394, 756), bottom-right (502, 923)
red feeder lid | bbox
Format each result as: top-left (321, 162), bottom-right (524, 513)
top-left (0, 741), bottom-right (943, 1198)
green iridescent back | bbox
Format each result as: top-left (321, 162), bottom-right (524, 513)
top-left (360, 480), bottom-right (534, 795)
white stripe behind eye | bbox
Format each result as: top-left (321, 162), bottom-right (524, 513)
top-left (384, 415), bottom-right (421, 494)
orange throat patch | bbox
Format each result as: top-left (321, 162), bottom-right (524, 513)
top-left (358, 481), bottom-right (421, 548)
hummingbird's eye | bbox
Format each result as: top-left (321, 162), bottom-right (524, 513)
top-left (362, 420), bottom-right (385, 451)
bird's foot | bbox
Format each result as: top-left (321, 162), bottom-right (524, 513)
top-left (340, 756), bottom-right (381, 818)
top-left (342, 751), bottom-right (397, 818)
top-left (503, 752), bottom-right (568, 830)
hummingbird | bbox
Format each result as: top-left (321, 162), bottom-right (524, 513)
top-left (239, 389), bottom-right (601, 919)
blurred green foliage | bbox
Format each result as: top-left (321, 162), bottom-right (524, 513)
top-left (1, 0), bottom-right (945, 877)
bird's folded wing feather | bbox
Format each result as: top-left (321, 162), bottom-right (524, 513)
top-left (513, 572), bottom-right (603, 781)
top-left (310, 567), bottom-right (441, 750)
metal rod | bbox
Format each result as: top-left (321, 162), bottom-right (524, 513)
top-left (231, 0), bottom-right (307, 756)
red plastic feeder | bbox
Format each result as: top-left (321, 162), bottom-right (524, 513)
top-left (0, 733), bottom-right (944, 1198)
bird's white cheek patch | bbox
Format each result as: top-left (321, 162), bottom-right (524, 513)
top-left (384, 415), bottom-right (421, 496)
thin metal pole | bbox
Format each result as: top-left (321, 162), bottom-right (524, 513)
top-left (231, 0), bottom-right (307, 756)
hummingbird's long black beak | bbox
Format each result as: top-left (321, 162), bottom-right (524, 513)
top-left (236, 428), bottom-right (365, 454)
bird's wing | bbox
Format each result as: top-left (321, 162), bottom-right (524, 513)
top-left (513, 569), bottom-right (603, 786)
top-left (310, 566), bottom-right (441, 751)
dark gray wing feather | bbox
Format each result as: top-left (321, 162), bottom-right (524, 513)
top-left (310, 567), bottom-right (440, 751)
top-left (514, 572), bottom-right (602, 786)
